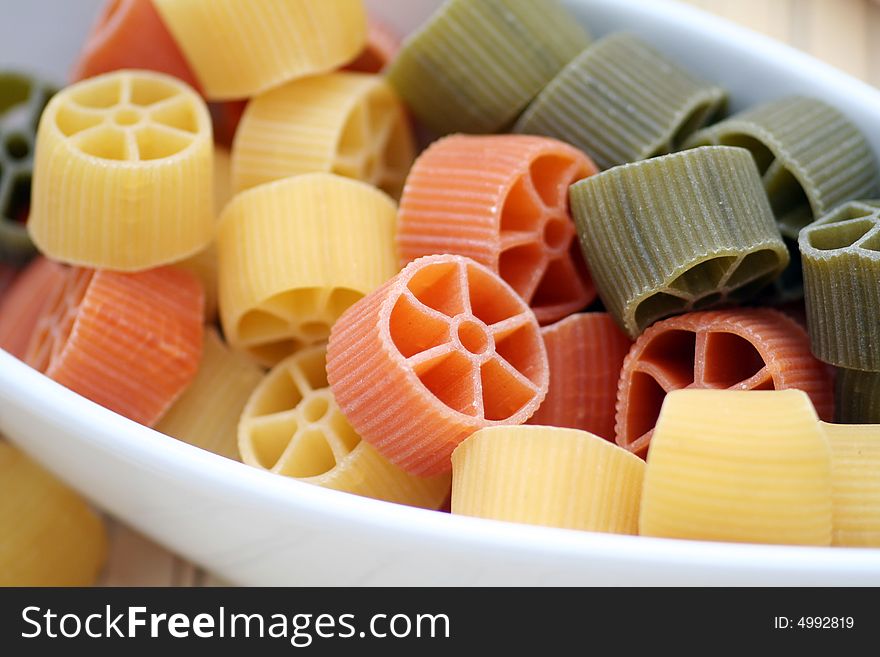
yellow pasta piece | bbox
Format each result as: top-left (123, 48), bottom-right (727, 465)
top-left (639, 390), bottom-right (832, 546)
top-left (156, 328), bottom-right (263, 460)
top-left (153, 0), bottom-right (367, 100)
top-left (822, 422), bottom-right (880, 547)
top-left (28, 70), bottom-right (213, 271)
top-left (232, 72), bottom-right (415, 199)
top-left (0, 441), bottom-right (106, 586)
top-left (239, 346), bottom-right (451, 508)
top-left (218, 172), bottom-right (398, 366)
top-left (451, 425), bottom-right (645, 534)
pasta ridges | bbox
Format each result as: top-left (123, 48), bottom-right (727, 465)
top-left (0, 257), bottom-right (67, 359)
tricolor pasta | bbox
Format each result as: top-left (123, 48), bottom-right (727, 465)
top-left (823, 422), bottom-right (880, 547)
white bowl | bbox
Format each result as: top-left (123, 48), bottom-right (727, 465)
top-left (3, 0), bottom-right (880, 586)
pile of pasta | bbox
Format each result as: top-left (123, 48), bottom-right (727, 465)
top-left (1, 0), bottom-right (879, 582)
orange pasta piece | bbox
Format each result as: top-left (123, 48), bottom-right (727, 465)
top-left (528, 313), bottom-right (632, 440)
top-left (344, 18), bottom-right (400, 74)
top-left (327, 254), bottom-right (548, 476)
top-left (398, 134), bottom-right (598, 325)
top-left (0, 263), bottom-right (15, 297)
top-left (25, 266), bottom-right (204, 427)
top-left (70, 0), bottom-right (201, 91)
top-left (0, 257), bottom-right (67, 359)
top-left (210, 100), bottom-right (247, 149)
top-left (616, 308), bottom-right (834, 458)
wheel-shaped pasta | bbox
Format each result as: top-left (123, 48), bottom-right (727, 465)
top-left (0, 257), bottom-right (66, 359)
top-left (344, 18), bottom-right (400, 74)
top-left (25, 266), bottom-right (204, 427)
top-left (327, 254), bottom-right (549, 476)
top-left (687, 97), bottom-right (880, 239)
top-left (452, 425), bottom-right (644, 533)
top-left (515, 33), bottom-right (726, 170)
top-left (387, 0), bottom-right (590, 135)
top-left (0, 72), bottom-right (56, 263)
top-left (822, 422), bottom-right (880, 547)
top-left (0, 441), bottom-right (106, 586)
top-left (528, 313), bottom-right (632, 440)
top-left (71, 0), bottom-right (200, 90)
top-left (218, 173), bottom-right (398, 367)
top-left (800, 200), bottom-right (880, 371)
top-left (232, 73), bottom-right (414, 199)
top-left (639, 389), bottom-right (833, 546)
top-left (239, 346), bottom-right (451, 508)
top-left (570, 146), bottom-right (789, 337)
top-left (398, 135), bottom-right (597, 324)
top-left (28, 70), bottom-right (213, 271)
top-left (835, 368), bottom-right (880, 424)
top-left (616, 308), bottom-right (834, 458)
top-left (153, 0), bottom-right (367, 100)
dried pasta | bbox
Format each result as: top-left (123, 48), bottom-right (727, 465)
top-left (835, 368), bottom-right (880, 424)
top-left (344, 17), bottom-right (400, 74)
top-left (0, 72), bottom-right (56, 263)
top-left (686, 97), bottom-right (880, 238)
top-left (821, 422), bottom-right (880, 547)
top-left (218, 173), bottom-right (398, 366)
top-left (0, 257), bottom-right (66, 359)
top-left (398, 134), bottom-right (598, 324)
top-left (616, 308), bottom-right (834, 457)
top-left (153, 0), bottom-right (367, 100)
top-left (156, 328), bottom-right (262, 460)
top-left (239, 346), bottom-right (451, 508)
top-left (387, 0), bottom-right (590, 135)
top-left (639, 389), bottom-right (833, 546)
top-left (570, 146), bottom-right (789, 337)
top-left (0, 440), bottom-right (106, 586)
top-left (452, 425), bottom-right (644, 533)
top-left (528, 313), bottom-right (632, 440)
top-left (232, 72), bottom-right (415, 199)
top-left (515, 33), bottom-right (726, 170)
top-left (28, 70), bottom-right (213, 271)
top-left (71, 0), bottom-right (200, 91)
top-left (800, 200), bottom-right (880, 371)
top-left (327, 254), bottom-right (548, 476)
top-left (25, 266), bottom-right (204, 427)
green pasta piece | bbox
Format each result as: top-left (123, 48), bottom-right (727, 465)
top-left (800, 200), bottom-right (880, 371)
top-left (514, 33), bottom-right (726, 171)
top-left (386, 0), bottom-right (590, 136)
top-left (0, 72), bottom-right (56, 264)
top-left (836, 368), bottom-right (880, 424)
top-left (570, 146), bottom-right (789, 337)
top-left (686, 97), bottom-right (880, 239)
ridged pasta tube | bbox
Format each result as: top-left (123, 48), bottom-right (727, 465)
top-left (0, 257), bottom-right (66, 359)
top-left (835, 368), bottom-right (880, 424)
top-left (639, 389), bottom-right (833, 546)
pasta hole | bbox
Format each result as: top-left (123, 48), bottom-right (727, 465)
top-left (668, 256), bottom-right (737, 297)
top-left (383, 115), bottom-right (414, 172)
top-left (638, 329), bottom-right (696, 388)
top-left (390, 294), bottom-right (449, 358)
top-left (248, 341), bottom-right (300, 368)
top-left (542, 218), bottom-right (571, 252)
top-left (808, 220), bottom-right (874, 251)
top-left (634, 292), bottom-right (688, 332)
top-left (529, 155), bottom-right (573, 208)
top-left (113, 108), bottom-right (141, 126)
top-left (498, 243), bottom-right (544, 300)
top-left (135, 126), bottom-right (190, 160)
top-left (859, 232), bottom-right (880, 253)
top-left (623, 372), bottom-right (666, 447)
top-left (4, 133), bottom-right (29, 160)
top-left (278, 429), bottom-right (336, 478)
top-left (302, 396), bottom-right (330, 423)
top-left (251, 373), bottom-right (302, 417)
top-left (248, 415), bottom-right (298, 470)
top-left (719, 134), bottom-right (775, 174)
top-left (456, 319), bottom-right (489, 356)
top-left (238, 309), bottom-right (289, 344)
top-left (326, 287), bottom-right (363, 318)
top-left (692, 292), bottom-right (722, 310)
top-left (72, 78), bottom-right (121, 109)
top-left (765, 163), bottom-right (811, 231)
top-left (702, 332), bottom-right (766, 387)
top-left (328, 412), bottom-right (361, 453)
top-left (55, 104), bottom-right (103, 136)
top-left (725, 249), bottom-right (783, 288)
top-left (494, 325), bottom-right (543, 383)
top-left (820, 203), bottom-right (878, 225)
top-left (297, 321), bottom-right (329, 342)
top-left (407, 261), bottom-right (466, 317)
top-left (531, 256), bottom-right (580, 310)
top-left (337, 103), bottom-right (368, 161)
top-left (501, 175), bottom-right (543, 232)
top-left (481, 358), bottom-right (535, 421)
top-left (290, 348), bottom-right (329, 391)
top-left (151, 101), bottom-right (197, 133)
top-left (670, 101), bottom-right (719, 148)
top-left (417, 351), bottom-right (479, 416)
top-left (467, 264), bottom-right (526, 325)
top-left (130, 77), bottom-right (177, 106)
top-left (76, 127), bottom-right (127, 160)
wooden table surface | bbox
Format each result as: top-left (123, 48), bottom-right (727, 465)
top-left (99, 0), bottom-right (880, 586)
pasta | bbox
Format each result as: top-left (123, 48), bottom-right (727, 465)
top-left (153, 0), bottom-right (368, 100)
top-left (0, 440), bottom-right (106, 586)
top-left (616, 308), bottom-right (834, 457)
top-left (515, 33), bottom-right (726, 170)
top-left (0, 72), bottom-right (56, 263)
top-left (327, 254), bottom-right (549, 476)
top-left (451, 425), bottom-right (644, 533)
top-left (70, 0), bottom-right (200, 91)
top-left (0, 262), bottom-right (14, 297)
top-left (344, 17), bottom-right (400, 74)
top-left (387, 0), bottom-right (590, 135)
top-left (639, 389), bottom-right (833, 546)
top-left (397, 134), bottom-right (598, 324)
top-left (218, 173), bottom-right (398, 366)
top-left (835, 368), bottom-right (880, 424)
top-left (570, 146), bottom-right (789, 337)
top-left (156, 328), bottom-right (262, 460)
top-left (528, 313), bottom-right (632, 440)
top-left (686, 97), bottom-right (880, 238)
top-left (239, 346), bottom-right (451, 508)
top-left (28, 70), bottom-right (214, 271)
top-left (822, 422), bottom-right (880, 547)
top-left (25, 266), bottom-right (204, 427)
top-left (800, 200), bottom-right (880, 371)
top-left (232, 72), bottom-right (415, 199)
top-left (210, 100), bottom-right (247, 149)
top-left (0, 257), bottom-right (66, 359)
